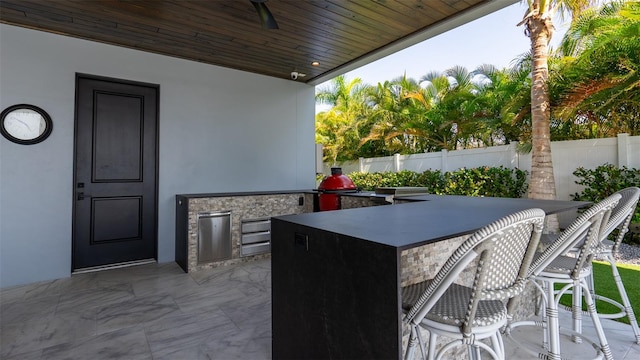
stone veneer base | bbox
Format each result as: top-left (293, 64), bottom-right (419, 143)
top-left (182, 193), bottom-right (314, 272)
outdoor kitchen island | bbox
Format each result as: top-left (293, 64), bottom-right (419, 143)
top-left (271, 195), bottom-right (591, 360)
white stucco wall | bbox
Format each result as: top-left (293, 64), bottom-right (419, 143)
top-left (0, 24), bottom-right (316, 288)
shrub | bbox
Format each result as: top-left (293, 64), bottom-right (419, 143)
top-left (414, 170), bottom-right (447, 193)
top-left (571, 164), bottom-right (640, 244)
top-left (443, 166), bottom-right (528, 198)
top-left (347, 166), bottom-right (528, 198)
top-left (346, 172), bottom-right (385, 190)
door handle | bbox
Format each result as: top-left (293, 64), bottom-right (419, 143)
top-left (77, 192), bottom-right (92, 200)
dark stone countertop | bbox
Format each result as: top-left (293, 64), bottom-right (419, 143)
top-left (273, 195), bottom-right (591, 250)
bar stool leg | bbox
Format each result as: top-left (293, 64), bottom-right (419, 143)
top-left (537, 281), bottom-right (551, 351)
top-left (428, 331), bottom-right (437, 360)
top-left (582, 279), bottom-right (613, 360)
top-left (405, 326), bottom-right (418, 360)
top-left (607, 254), bottom-right (640, 344)
top-left (545, 280), bottom-right (562, 360)
top-left (572, 278), bottom-right (583, 343)
top-left (571, 254), bottom-right (640, 345)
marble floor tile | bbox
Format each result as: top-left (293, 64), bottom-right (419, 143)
top-left (22, 275), bottom-right (98, 300)
top-left (218, 295), bottom-right (271, 331)
top-left (172, 285), bottom-right (249, 314)
top-left (149, 344), bottom-right (218, 360)
top-left (189, 263), bottom-right (253, 286)
top-left (504, 309), bottom-right (640, 359)
top-left (0, 283), bottom-right (31, 303)
top-left (95, 294), bottom-right (180, 334)
top-left (1, 319), bottom-right (50, 358)
top-left (144, 309), bottom-right (239, 358)
top-left (56, 281), bottom-right (135, 314)
top-left (0, 276), bottom-right (89, 304)
top-left (40, 326), bottom-right (152, 360)
top-left (37, 309), bottom-right (96, 347)
top-left (131, 270), bottom-right (200, 298)
top-left (203, 325), bottom-right (272, 360)
top-left (2, 347), bottom-right (43, 360)
top-left (623, 344), bottom-right (640, 360)
top-left (1, 258), bottom-right (638, 360)
top-left (0, 293), bottom-right (59, 325)
top-left (1, 298), bottom-right (95, 358)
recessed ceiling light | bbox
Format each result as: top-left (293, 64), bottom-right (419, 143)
top-left (311, 61), bottom-right (320, 66)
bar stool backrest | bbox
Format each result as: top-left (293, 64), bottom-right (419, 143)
top-left (527, 193), bottom-right (621, 279)
top-left (404, 208), bottom-right (546, 336)
top-left (599, 187), bottom-right (640, 253)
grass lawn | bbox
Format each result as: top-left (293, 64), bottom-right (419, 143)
top-left (558, 261), bottom-right (640, 325)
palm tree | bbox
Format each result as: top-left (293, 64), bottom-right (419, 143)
top-left (441, 66), bottom-right (482, 148)
top-left (315, 75), bottom-right (373, 163)
top-left (362, 75), bottom-right (427, 154)
top-left (553, 0), bottom-right (640, 137)
top-left (402, 72), bottom-right (457, 151)
top-left (414, 70), bottom-right (463, 150)
top-left (518, 0), bottom-right (592, 227)
top-left (472, 64), bottom-right (531, 146)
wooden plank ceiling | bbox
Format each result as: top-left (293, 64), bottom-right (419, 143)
top-left (0, 0), bottom-right (495, 84)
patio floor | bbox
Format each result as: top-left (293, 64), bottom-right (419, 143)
top-left (1, 258), bottom-right (639, 359)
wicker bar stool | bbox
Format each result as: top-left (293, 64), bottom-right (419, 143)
top-left (539, 187), bottom-right (640, 344)
top-left (503, 193), bottom-right (621, 360)
top-left (588, 187), bottom-right (640, 344)
top-left (401, 208), bottom-right (545, 360)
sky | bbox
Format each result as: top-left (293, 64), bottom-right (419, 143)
top-left (316, 2), bottom-right (570, 94)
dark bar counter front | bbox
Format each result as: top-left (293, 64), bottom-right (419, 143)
top-left (271, 195), bottom-right (590, 360)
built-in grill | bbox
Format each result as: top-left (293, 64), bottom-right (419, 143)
top-left (374, 187), bottom-right (430, 203)
top-left (374, 187), bottom-right (430, 197)
top-left (240, 217), bottom-right (271, 257)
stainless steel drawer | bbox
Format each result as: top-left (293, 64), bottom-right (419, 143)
top-left (241, 231), bottom-right (270, 245)
top-left (241, 219), bottom-right (271, 233)
top-left (241, 242), bottom-right (271, 257)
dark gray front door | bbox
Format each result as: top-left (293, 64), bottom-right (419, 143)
top-left (73, 74), bottom-right (158, 270)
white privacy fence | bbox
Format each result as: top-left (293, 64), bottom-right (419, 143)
top-left (323, 133), bottom-right (640, 201)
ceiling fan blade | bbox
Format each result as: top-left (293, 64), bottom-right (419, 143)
top-left (251, 0), bottom-right (279, 30)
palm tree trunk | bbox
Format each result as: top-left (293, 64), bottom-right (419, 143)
top-left (527, 13), bottom-right (559, 231)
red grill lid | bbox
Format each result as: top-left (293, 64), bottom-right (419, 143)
top-left (318, 167), bottom-right (357, 190)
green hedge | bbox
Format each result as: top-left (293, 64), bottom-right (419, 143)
top-left (571, 164), bottom-right (640, 224)
top-left (346, 166), bottom-right (528, 198)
